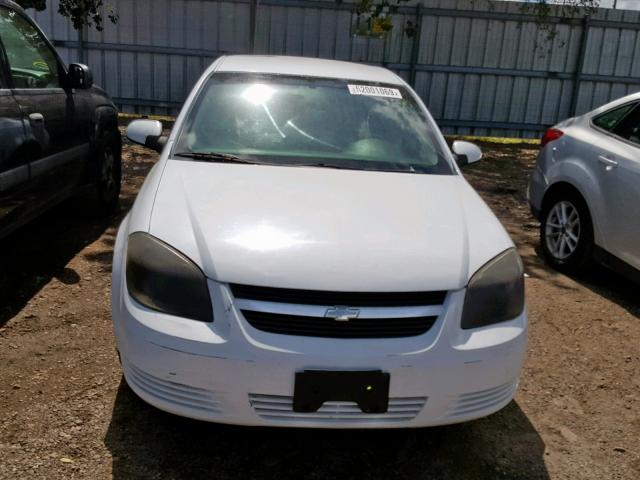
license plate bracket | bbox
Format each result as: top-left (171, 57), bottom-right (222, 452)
top-left (293, 370), bottom-right (390, 413)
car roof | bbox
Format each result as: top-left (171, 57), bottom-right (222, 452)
top-left (215, 55), bottom-right (405, 85)
top-left (0, 1), bottom-right (24, 12)
top-left (587, 91), bottom-right (640, 117)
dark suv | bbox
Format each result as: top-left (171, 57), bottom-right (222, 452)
top-left (0, 0), bottom-right (121, 239)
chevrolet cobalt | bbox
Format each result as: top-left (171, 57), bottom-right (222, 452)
top-left (112, 55), bottom-right (527, 428)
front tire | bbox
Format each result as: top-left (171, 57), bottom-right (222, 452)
top-left (93, 130), bottom-right (122, 215)
top-left (540, 190), bottom-right (593, 273)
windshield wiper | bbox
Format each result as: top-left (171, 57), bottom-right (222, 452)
top-left (291, 161), bottom-right (418, 173)
top-left (174, 152), bottom-right (421, 173)
top-left (174, 151), bottom-right (264, 164)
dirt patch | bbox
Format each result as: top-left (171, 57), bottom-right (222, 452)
top-left (0, 138), bottom-right (638, 479)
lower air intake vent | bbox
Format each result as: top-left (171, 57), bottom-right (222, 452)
top-left (444, 382), bottom-right (517, 419)
top-left (124, 361), bottom-right (221, 414)
top-left (249, 394), bottom-right (426, 424)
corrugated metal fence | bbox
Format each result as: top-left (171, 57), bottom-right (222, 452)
top-left (29, 0), bottom-right (640, 138)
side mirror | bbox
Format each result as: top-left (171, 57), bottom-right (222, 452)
top-left (67, 63), bottom-right (93, 89)
top-left (126, 119), bottom-right (167, 152)
top-left (452, 141), bottom-right (482, 167)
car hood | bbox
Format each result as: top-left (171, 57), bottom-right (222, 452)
top-left (147, 160), bottom-right (513, 292)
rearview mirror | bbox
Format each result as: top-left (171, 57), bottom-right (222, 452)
top-left (67, 63), bottom-right (93, 89)
top-left (127, 119), bottom-right (167, 152)
top-left (452, 141), bottom-right (482, 167)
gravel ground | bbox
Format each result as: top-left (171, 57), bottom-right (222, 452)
top-left (0, 136), bottom-right (638, 480)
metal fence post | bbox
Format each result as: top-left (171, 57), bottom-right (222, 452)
top-left (408, 3), bottom-right (422, 87)
top-left (77, 24), bottom-right (86, 64)
top-left (250, 0), bottom-right (259, 53)
top-left (569, 15), bottom-right (590, 117)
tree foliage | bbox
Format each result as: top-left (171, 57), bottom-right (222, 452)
top-left (516, 1), bottom-right (600, 38)
top-left (517, 0), bottom-right (600, 19)
top-left (17, 0), bottom-right (117, 31)
top-left (17, 0), bottom-right (604, 35)
top-left (350, 0), bottom-right (601, 38)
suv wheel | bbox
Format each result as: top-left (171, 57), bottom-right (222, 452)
top-left (94, 130), bottom-right (122, 215)
top-left (540, 190), bottom-right (593, 272)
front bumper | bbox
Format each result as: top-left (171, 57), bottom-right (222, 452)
top-left (113, 274), bottom-right (526, 428)
top-left (117, 326), bottom-right (525, 428)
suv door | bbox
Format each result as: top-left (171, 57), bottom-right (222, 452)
top-left (0, 6), bottom-right (88, 209)
top-left (591, 103), bottom-right (640, 269)
top-left (0, 62), bottom-right (29, 237)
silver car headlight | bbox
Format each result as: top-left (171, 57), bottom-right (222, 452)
top-left (461, 248), bottom-right (525, 329)
top-left (126, 232), bottom-right (213, 322)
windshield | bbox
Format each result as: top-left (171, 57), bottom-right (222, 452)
top-left (173, 73), bottom-right (454, 175)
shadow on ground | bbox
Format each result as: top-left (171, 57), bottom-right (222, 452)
top-left (105, 380), bottom-right (550, 480)
top-left (565, 263), bottom-right (640, 318)
top-left (0, 200), bottom-right (118, 328)
top-left (0, 137), bottom-right (155, 328)
top-left (513, 215), bottom-right (640, 319)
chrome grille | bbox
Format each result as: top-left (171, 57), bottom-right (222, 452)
top-left (242, 310), bottom-right (437, 338)
top-left (231, 284), bottom-right (446, 339)
top-left (230, 284), bottom-right (446, 306)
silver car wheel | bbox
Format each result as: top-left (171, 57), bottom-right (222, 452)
top-left (545, 200), bottom-right (581, 260)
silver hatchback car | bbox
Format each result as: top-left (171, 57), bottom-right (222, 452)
top-left (529, 92), bottom-right (640, 281)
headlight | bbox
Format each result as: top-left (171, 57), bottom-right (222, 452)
top-left (126, 232), bottom-right (213, 322)
top-left (461, 248), bottom-right (524, 329)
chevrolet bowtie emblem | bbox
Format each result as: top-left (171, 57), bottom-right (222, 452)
top-left (324, 306), bottom-right (360, 322)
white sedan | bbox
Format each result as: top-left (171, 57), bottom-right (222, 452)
top-left (112, 55), bottom-right (527, 428)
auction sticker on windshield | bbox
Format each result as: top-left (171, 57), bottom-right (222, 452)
top-left (347, 84), bottom-right (402, 99)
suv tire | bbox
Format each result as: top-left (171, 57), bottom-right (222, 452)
top-left (93, 130), bottom-right (122, 215)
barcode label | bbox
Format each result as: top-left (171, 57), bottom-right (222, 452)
top-left (347, 84), bottom-right (403, 99)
